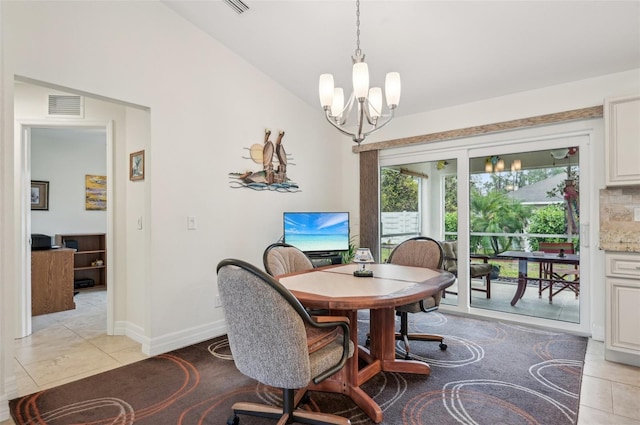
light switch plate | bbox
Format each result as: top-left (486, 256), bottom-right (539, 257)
top-left (187, 216), bottom-right (197, 230)
top-left (635, 207), bottom-right (640, 222)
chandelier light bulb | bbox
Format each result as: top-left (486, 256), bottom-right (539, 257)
top-left (512, 159), bottom-right (522, 171)
top-left (331, 87), bottom-right (345, 119)
top-left (385, 72), bottom-right (401, 108)
top-left (352, 62), bottom-right (370, 99)
top-left (319, 74), bottom-right (335, 107)
top-left (368, 87), bottom-right (382, 119)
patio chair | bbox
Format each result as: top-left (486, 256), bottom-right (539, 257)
top-left (538, 242), bottom-right (579, 304)
top-left (440, 240), bottom-right (492, 299)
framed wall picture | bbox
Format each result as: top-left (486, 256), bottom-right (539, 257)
top-left (85, 175), bottom-right (107, 211)
top-left (130, 150), bottom-right (145, 181)
top-left (31, 180), bottom-right (49, 211)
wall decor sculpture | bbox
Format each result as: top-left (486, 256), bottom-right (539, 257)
top-left (85, 174), bottom-right (107, 210)
top-left (229, 129), bottom-right (300, 192)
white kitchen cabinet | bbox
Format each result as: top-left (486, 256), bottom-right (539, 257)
top-left (605, 252), bottom-right (640, 367)
top-left (604, 94), bottom-right (640, 186)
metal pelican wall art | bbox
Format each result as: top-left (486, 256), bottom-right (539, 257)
top-left (229, 129), bottom-right (300, 192)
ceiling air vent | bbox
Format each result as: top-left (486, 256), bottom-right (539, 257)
top-left (224, 0), bottom-right (249, 14)
top-left (48, 95), bottom-right (84, 117)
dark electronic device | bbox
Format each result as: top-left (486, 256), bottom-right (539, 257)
top-left (74, 278), bottom-right (95, 289)
top-left (30, 234), bottom-right (52, 250)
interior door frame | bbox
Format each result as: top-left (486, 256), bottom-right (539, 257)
top-left (15, 120), bottom-right (114, 338)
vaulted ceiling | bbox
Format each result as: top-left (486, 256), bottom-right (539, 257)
top-left (163, 1), bottom-right (640, 118)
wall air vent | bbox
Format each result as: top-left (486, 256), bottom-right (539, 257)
top-left (224, 0), bottom-right (249, 14)
top-left (47, 95), bottom-right (84, 117)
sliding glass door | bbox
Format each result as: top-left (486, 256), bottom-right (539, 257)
top-left (380, 158), bottom-right (458, 262)
top-left (461, 147), bottom-right (581, 323)
top-left (378, 127), bottom-right (591, 332)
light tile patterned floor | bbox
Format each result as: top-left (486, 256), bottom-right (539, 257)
top-left (2, 290), bottom-right (639, 424)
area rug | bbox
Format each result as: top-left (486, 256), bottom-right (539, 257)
top-left (9, 313), bottom-right (587, 424)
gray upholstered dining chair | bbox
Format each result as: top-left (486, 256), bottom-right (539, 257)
top-left (217, 259), bottom-right (353, 425)
top-left (387, 236), bottom-right (447, 359)
top-left (263, 242), bottom-right (315, 276)
top-left (263, 243), bottom-right (329, 315)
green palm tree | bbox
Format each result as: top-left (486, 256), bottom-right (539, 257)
top-left (470, 190), bottom-right (531, 255)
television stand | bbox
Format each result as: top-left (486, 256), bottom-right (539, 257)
top-left (307, 252), bottom-right (342, 267)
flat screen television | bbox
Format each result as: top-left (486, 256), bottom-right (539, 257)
top-left (283, 211), bottom-right (350, 254)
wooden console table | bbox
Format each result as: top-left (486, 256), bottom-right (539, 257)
top-left (31, 248), bottom-right (76, 316)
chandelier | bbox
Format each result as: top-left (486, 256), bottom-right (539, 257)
top-left (318, 0), bottom-right (401, 145)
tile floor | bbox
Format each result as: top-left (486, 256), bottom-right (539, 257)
top-left (2, 290), bottom-right (640, 425)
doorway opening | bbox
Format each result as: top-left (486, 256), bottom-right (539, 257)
top-left (20, 123), bottom-right (113, 337)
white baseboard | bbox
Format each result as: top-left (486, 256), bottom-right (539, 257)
top-left (605, 348), bottom-right (640, 368)
top-left (112, 319), bottom-right (227, 357)
top-left (1, 375), bottom-right (17, 422)
top-left (144, 320), bottom-right (227, 357)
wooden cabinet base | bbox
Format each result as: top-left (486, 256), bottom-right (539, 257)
top-left (31, 248), bottom-right (76, 316)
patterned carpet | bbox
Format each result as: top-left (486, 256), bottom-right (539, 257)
top-left (10, 312), bottom-right (587, 424)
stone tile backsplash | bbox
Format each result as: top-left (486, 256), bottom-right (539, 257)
top-left (600, 187), bottom-right (640, 252)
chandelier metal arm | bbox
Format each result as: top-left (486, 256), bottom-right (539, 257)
top-left (323, 105), bottom-right (396, 144)
top-left (360, 108), bottom-right (396, 138)
top-left (323, 108), bottom-right (364, 141)
top-left (356, 100), bottom-right (365, 141)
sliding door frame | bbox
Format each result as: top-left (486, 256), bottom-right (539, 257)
top-left (367, 117), bottom-right (601, 335)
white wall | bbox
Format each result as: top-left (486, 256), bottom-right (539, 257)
top-left (1, 0), bottom-right (347, 381)
top-left (30, 131), bottom-right (107, 236)
top-left (364, 69), bottom-right (640, 145)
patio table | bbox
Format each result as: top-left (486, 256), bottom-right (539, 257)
top-left (497, 251), bottom-right (580, 306)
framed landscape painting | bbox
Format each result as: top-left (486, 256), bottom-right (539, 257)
top-left (85, 175), bottom-right (106, 210)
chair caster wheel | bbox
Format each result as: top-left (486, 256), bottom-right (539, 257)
top-left (365, 336), bottom-right (371, 347)
top-left (439, 343), bottom-right (447, 351)
top-left (227, 414), bottom-right (239, 425)
top-left (404, 354), bottom-right (412, 360)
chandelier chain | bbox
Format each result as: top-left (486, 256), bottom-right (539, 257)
top-left (355, 0), bottom-right (361, 57)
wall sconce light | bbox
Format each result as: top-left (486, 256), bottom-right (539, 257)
top-left (353, 248), bottom-right (374, 277)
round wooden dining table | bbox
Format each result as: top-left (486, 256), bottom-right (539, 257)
top-left (278, 262), bottom-right (455, 424)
